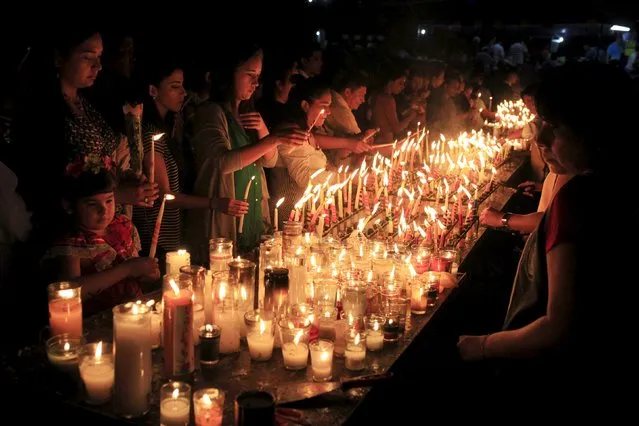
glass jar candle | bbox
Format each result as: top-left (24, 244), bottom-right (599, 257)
top-left (430, 249), bottom-right (457, 273)
top-left (278, 317), bottom-right (310, 370)
top-left (162, 274), bottom-right (194, 378)
top-left (160, 382), bottom-right (191, 426)
top-left (341, 280), bottom-right (368, 319)
top-left (209, 238), bottom-right (233, 272)
top-left (46, 333), bottom-right (85, 372)
top-left (314, 278), bottom-right (339, 309)
top-left (310, 339), bottom-right (334, 382)
top-left (423, 271), bottom-right (440, 307)
top-left (194, 388), bottom-right (225, 426)
top-left (79, 342), bottom-right (114, 405)
top-left (365, 314), bottom-right (385, 351)
top-left (199, 324), bottom-right (221, 367)
top-left (47, 281), bottom-right (83, 338)
top-left (258, 239), bottom-right (282, 306)
top-left (284, 246), bottom-right (308, 305)
top-left (282, 221), bottom-right (303, 254)
top-left (246, 319), bottom-right (275, 361)
top-left (166, 249), bottom-right (191, 275)
top-left (344, 332), bottom-right (366, 371)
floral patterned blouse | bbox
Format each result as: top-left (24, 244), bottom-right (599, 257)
top-left (43, 214), bottom-right (143, 315)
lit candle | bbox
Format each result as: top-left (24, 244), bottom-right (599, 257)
top-left (310, 339), bottom-right (334, 382)
top-left (163, 275), bottom-right (194, 378)
top-left (149, 133), bottom-right (164, 183)
top-left (47, 281), bottom-right (82, 338)
top-left (160, 382), bottom-right (191, 426)
top-left (216, 284), bottom-right (241, 354)
top-left (238, 175), bottom-right (256, 234)
top-left (113, 302), bottom-right (152, 418)
top-left (46, 334), bottom-right (84, 372)
top-left (365, 316), bottom-right (384, 351)
top-left (345, 333), bottom-right (367, 371)
top-left (281, 326), bottom-right (309, 370)
top-left (194, 388), bottom-right (225, 426)
top-left (274, 197), bottom-right (285, 231)
top-left (149, 193), bottom-right (176, 258)
top-left (166, 249), bottom-right (190, 275)
top-left (199, 324), bottom-right (221, 367)
top-left (79, 341), bottom-right (114, 405)
top-left (247, 320), bottom-right (275, 361)
top-left (209, 238), bottom-right (233, 272)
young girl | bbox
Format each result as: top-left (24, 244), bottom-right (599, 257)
top-left (44, 155), bottom-right (159, 315)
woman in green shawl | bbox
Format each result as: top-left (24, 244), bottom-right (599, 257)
top-left (187, 44), bottom-right (308, 256)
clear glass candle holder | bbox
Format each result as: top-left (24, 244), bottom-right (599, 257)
top-left (278, 318), bottom-right (310, 370)
top-left (344, 332), bottom-right (367, 371)
top-left (430, 249), bottom-right (457, 273)
top-left (314, 278), bottom-right (339, 308)
top-left (46, 333), bottom-right (85, 372)
top-left (160, 382), bottom-right (191, 426)
top-left (365, 314), bottom-right (385, 351)
top-left (47, 281), bottom-right (83, 338)
top-left (194, 388), bottom-right (225, 426)
top-left (310, 339), bottom-right (334, 382)
top-left (410, 280), bottom-right (429, 315)
top-left (209, 238), bottom-right (233, 272)
top-left (79, 342), bottom-right (114, 405)
top-left (341, 280), bottom-right (368, 319)
top-left (246, 318), bottom-right (275, 362)
top-left (423, 271), bottom-right (441, 307)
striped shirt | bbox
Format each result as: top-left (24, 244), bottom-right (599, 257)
top-left (132, 122), bottom-right (181, 253)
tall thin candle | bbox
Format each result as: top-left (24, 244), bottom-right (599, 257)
top-left (149, 193), bottom-right (175, 258)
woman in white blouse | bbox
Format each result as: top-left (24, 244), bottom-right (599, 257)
top-left (267, 78), bottom-right (334, 229)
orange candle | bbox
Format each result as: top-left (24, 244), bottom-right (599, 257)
top-left (163, 274), bottom-right (194, 378)
top-left (48, 282), bottom-right (82, 338)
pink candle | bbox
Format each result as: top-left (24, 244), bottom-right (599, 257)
top-left (48, 282), bottom-right (82, 338)
top-left (163, 275), bottom-right (194, 378)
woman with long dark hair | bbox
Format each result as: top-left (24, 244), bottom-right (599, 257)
top-left (132, 59), bottom-right (249, 256)
top-left (187, 44), bottom-right (307, 254)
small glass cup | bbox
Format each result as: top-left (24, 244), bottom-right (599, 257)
top-left (199, 324), bottom-right (221, 367)
top-left (382, 313), bottom-right (402, 342)
top-left (423, 271), bottom-right (441, 307)
top-left (160, 382), bottom-right (191, 426)
top-left (344, 332), bottom-right (367, 371)
top-left (430, 249), bottom-right (457, 272)
top-left (47, 281), bottom-right (83, 338)
top-left (341, 280), bottom-right (368, 319)
top-left (209, 238), bottom-right (233, 272)
top-left (46, 333), bottom-right (85, 372)
top-left (79, 342), bottom-right (114, 405)
top-left (194, 388), bottom-right (225, 426)
top-left (310, 339), bottom-right (334, 382)
top-left (413, 246), bottom-right (432, 274)
top-left (410, 281), bottom-right (429, 315)
top-left (278, 318), bottom-right (310, 370)
top-left (282, 221), bottom-right (304, 253)
top-left (314, 278), bottom-right (339, 308)
top-left (246, 318), bottom-right (275, 362)
top-left (365, 314), bottom-right (385, 352)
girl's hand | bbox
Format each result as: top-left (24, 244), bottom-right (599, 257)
top-left (125, 257), bottom-right (160, 279)
top-left (211, 198), bottom-right (250, 216)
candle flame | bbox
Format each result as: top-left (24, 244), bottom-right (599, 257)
top-left (169, 279), bottom-right (180, 296)
top-left (58, 289), bottom-right (75, 299)
top-left (205, 324), bottom-right (213, 332)
top-left (172, 388), bottom-right (179, 399)
top-left (259, 320), bottom-right (266, 335)
top-left (165, 193), bottom-right (176, 201)
top-left (373, 320), bottom-right (379, 331)
top-left (95, 341), bottom-right (103, 359)
top-left (152, 133), bottom-right (165, 141)
top-left (276, 197), bottom-right (285, 208)
top-left (177, 249), bottom-right (187, 255)
top-left (219, 284), bottom-right (227, 300)
top-left (146, 299), bottom-right (155, 307)
top-left (202, 393), bottom-right (213, 406)
top-left (63, 342), bottom-right (70, 352)
top-left (240, 286), bottom-right (248, 301)
top-left (355, 333), bottom-right (361, 345)
top-left (320, 351), bottom-right (329, 361)
top-left (293, 330), bottom-right (303, 345)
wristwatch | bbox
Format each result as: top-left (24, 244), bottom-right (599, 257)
top-left (501, 212), bottom-right (513, 229)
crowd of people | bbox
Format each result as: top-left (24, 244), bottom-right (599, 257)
top-left (0, 26), bottom-right (636, 404)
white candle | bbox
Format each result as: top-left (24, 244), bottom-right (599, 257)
top-left (310, 339), bottom-right (334, 381)
top-left (247, 320), bottom-right (275, 361)
top-left (166, 249), bottom-right (190, 275)
top-left (161, 386), bottom-right (191, 426)
top-left (274, 197), bottom-right (284, 231)
top-left (113, 303), bottom-right (152, 418)
top-left (282, 342), bottom-right (309, 370)
top-left (238, 175), bottom-right (255, 234)
top-left (366, 329), bottom-right (384, 352)
top-left (149, 193), bottom-right (175, 258)
top-left (345, 333), bottom-right (366, 371)
top-left (192, 303), bottom-right (205, 345)
top-left (150, 133), bottom-right (165, 183)
top-left (79, 342), bottom-right (114, 405)
top-left (151, 310), bottom-right (162, 349)
top-left (216, 306), bottom-right (240, 354)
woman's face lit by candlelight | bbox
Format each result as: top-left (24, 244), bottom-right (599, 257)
top-left (302, 90), bottom-right (331, 128)
top-left (234, 51), bottom-right (263, 101)
top-left (56, 33), bottom-right (103, 89)
top-left (150, 69), bottom-right (187, 113)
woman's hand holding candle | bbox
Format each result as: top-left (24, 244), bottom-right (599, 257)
top-left (210, 198), bottom-right (249, 217)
